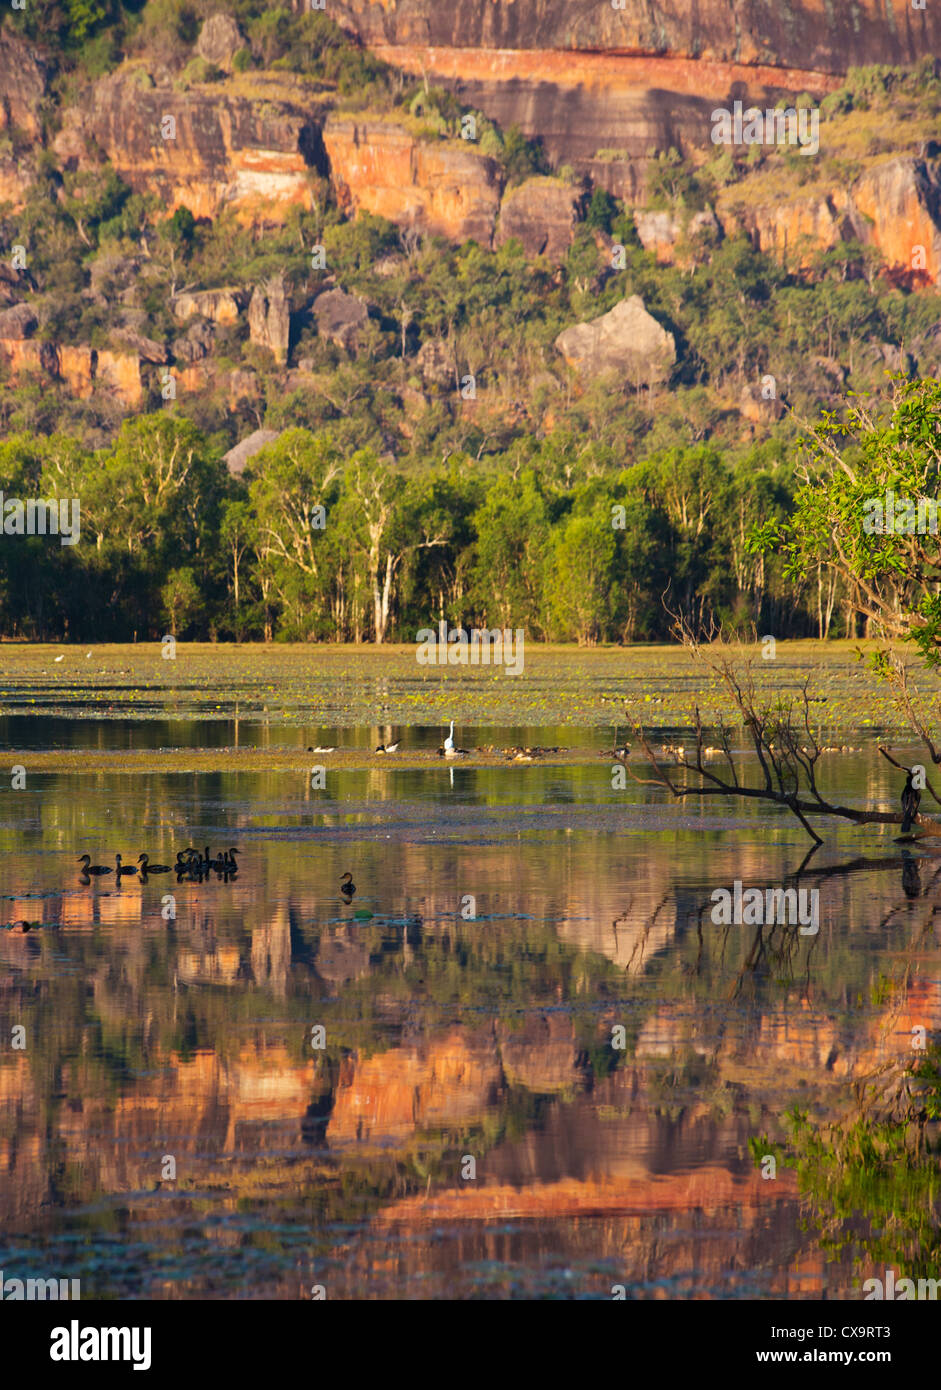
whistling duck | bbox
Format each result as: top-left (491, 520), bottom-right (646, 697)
top-left (77, 854), bottom-right (111, 876)
top-left (138, 854), bottom-right (171, 873)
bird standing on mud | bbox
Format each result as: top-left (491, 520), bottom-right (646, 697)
top-left (901, 770), bottom-right (921, 833)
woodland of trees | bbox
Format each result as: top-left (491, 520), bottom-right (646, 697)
top-left (0, 384), bottom-right (931, 646)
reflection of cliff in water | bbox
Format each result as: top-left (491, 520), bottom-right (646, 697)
top-left (3, 798), bottom-right (941, 1296)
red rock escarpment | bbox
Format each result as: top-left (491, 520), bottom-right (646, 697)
top-left (718, 158), bottom-right (941, 285)
top-left (334, 0), bottom-right (937, 71)
top-left (0, 337), bottom-right (143, 406)
top-left (57, 74), bottom-right (328, 221)
top-left (359, 45), bottom-right (846, 168)
top-left (323, 115), bottom-right (504, 244)
top-left (0, 31), bottom-right (47, 140)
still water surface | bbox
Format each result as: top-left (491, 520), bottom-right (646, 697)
top-left (0, 726), bottom-right (937, 1298)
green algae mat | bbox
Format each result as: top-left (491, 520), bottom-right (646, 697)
top-left (0, 641), bottom-right (935, 758)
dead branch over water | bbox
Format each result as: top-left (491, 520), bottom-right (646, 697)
top-left (627, 612), bottom-right (941, 843)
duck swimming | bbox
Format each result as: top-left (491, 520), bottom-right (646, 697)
top-left (115, 854), bottom-right (138, 878)
top-left (77, 854), bottom-right (111, 876)
top-left (340, 871), bottom-right (356, 899)
top-left (138, 854), bottom-right (171, 874)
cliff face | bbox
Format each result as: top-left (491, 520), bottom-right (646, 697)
top-left (324, 115), bottom-right (504, 244)
top-left (350, 49), bottom-right (843, 169)
top-left (0, 336), bottom-right (144, 407)
top-left (716, 158), bottom-right (941, 285)
top-left (332, 0), bottom-right (934, 169)
top-left (55, 73), bottom-right (327, 221)
top-left (334, 0), bottom-right (937, 70)
top-left (0, 31), bottom-right (46, 139)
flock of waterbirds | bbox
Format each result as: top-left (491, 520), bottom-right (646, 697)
top-left (306, 721), bottom-right (563, 762)
top-left (6, 852), bottom-right (362, 934)
top-left (77, 846), bottom-right (241, 884)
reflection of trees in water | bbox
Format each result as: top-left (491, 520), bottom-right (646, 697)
top-left (752, 906), bottom-right (941, 1287)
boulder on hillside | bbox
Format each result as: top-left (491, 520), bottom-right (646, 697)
top-left (0, 303), bottom-right (38, 339)
top-left (195, 13), bottom-right (244, 73)
top-left (312, 287), bottom-right (369, 352)
top-left (224, 428), bottom-right (282, 476)
top-left (114, 328), bottom-right (168, 364)
top-left (173, 319), bottom-right (215, 363)
top-left (248, 275), bottom-right (290, 364)
top-left (416, 338), bottom-right (453, 389)
top-left (634, 208), bottom-right (721, 261)
top-left (172, 288), bottom-right (245, 325)
top-left (554, 295), bottom-right (675, 387)
top-left (497, 177), bottom-right (585, 262)
top-left (89, 254), bottom-right (142, 304)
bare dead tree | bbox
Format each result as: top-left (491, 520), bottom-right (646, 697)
top-left (625, 611), bottom-right (941, 844)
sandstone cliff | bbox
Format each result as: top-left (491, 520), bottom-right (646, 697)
top-left (334, 0), bottom-right (938, 70)
top-left (55, 71), bottom-right (328, 221)
top-left (324, 114), bottom-right (504, 244)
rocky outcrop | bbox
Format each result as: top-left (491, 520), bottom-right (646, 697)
top-left (555, 295), bottom-right (675, 386)
top-left (634, 208), bottom-right (722, 262)
top-left (718, 157), bottom-right (941, 286)
top-left (332, 1), bottom-right (941, 190)
top-left (312, 286), bottom-right (369, 351)
top-left (323, 115), bottom-right (504, 244)
top-left (0, 303), bottom-right (37, 339)
top-left (328, 1030), bottom-right (502, 1145)
top-left (58, 73), bottom-right (328, 221)
top-left (173, 318), bottom-right (215, 363)
top-left (248, 275), bottom-right (290, 364)
top-left (0, 31), bottom-right (46, 139)
top-left (91, 349), bottom-right (143, 407)
top-left (0, 337), bottom-right (143, 406)
top-left (853, 158), bottom-right (941, 287)
top-left (57, 346), bottom-right (97, 399)
top-left (0, 337), bottom-right (57, 379)
top-left (0, 156), bottom-right (34, 211)
top-left (172, 288), bottom-right (246, 324)
top-left (224, 428), bottom-right (282, 476)
top-left (497, 176), bottom-right (584, 261)
top-left (195, 13), bottom-right (244, 73)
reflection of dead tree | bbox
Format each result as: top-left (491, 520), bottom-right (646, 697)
top-left (629, 612), bottom-right (941, 844)
top-left (611, 889), bottom-right (673, 973)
